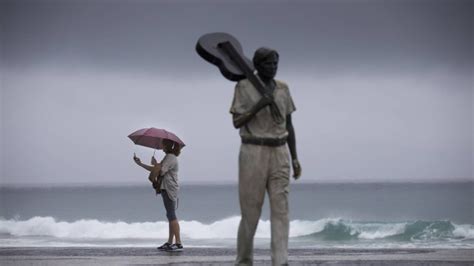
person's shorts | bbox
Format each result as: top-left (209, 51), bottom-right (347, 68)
top-left (161, 190), bottom-right (177, 221)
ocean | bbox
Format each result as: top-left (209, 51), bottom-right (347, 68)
top-left (1, 182), bottom-right (473, 249)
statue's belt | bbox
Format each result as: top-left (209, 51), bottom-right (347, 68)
top-left (241, 136), bottom-right (287, 147)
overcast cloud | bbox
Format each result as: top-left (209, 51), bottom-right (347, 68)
top-left (1, 0), bottom-right (472, 185)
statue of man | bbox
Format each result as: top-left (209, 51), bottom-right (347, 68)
top-left (230, 47), bottom-right (301, 266)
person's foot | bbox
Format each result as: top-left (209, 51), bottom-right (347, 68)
top-left (157, 242), bottom-right (172, 251)
top-left (171, 243), bottom-right (183, 251)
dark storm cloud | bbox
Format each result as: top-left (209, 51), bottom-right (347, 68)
top-left (1, 0), bottom-right (472, 73)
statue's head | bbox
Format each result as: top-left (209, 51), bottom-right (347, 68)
top-left (253, 47), bottom-right (279, 80)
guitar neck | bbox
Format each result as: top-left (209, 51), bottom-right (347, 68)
top-left (218, 41), bottom-right (267, 95)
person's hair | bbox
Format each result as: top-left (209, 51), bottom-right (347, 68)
top-left (162, 139), bottom-right (181, 157)
top-left (253, 47), bottom-right (279, 67)
top-left (171, 142), bottom-right (181, 157)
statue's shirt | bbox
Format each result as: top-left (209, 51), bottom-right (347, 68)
top-left (230, 79), bottom-right (296, 139)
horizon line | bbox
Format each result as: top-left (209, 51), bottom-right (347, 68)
top-left (1, 179), bottom-right (473, 188)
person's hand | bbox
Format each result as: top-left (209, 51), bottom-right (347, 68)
top-left (292, 159), bottom-right (302, 180)
top-left (151, 156), bottom-right (157, 165)
top-left (133, 154), bottom-right (141, 164)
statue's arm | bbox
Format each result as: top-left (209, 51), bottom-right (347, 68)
top-left (287, 114), bottom-right (301, 179)
top-left (287, 114), bottom-right (297, 160)
top-left (232, 95), bottom-right (273, 129)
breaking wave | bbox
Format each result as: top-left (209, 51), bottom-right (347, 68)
top-left (0, 216), bottom-right (473, 244)
top-left (300, 219), bottom-right (474, 242)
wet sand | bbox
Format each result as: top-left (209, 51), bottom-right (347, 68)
top-left (1, 247), bottom-right (473, 265)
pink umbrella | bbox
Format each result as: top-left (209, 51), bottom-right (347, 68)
top-left (128, 127), bottom-right (185, 150)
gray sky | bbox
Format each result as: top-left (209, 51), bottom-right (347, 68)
top-left (1, 0), bottom-right (472, 185)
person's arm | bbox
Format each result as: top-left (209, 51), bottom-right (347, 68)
top-left (233, 94), bottom-right (273, 129)
top-left (133, 155), bottom-right (154, 171)
top-left (287, 114), bottom-right (301, 179)
top-left (148, 164), bottom-right (161, 183)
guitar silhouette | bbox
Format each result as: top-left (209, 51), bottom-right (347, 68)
top-left (196, 32), bottom-right (284, 124)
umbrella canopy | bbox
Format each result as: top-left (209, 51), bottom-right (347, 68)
top-left (128, 127), bottom-right (185, 150)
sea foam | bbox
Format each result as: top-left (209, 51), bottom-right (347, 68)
top-left (0, 216), bottom-right (473, 242)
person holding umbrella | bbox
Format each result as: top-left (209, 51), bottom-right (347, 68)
top-left (130, 128), bottom-right (185, 252)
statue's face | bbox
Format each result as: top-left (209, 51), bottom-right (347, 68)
top-left (256, 53), bottom-right (278, 80)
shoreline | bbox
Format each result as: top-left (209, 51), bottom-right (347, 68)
top-left (1, 247), bottom-right (473, 265)
top-left (1, 180), bottom-right (473, 188)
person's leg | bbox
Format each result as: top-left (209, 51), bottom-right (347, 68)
top-left (267, 146), bottom-right (290, 266)
top-left (168, 222), bottom-right (173, 244)
top-left (162, 190), bottom-right (178, 245)
top-left (236, 144), bottom-right (269, 265)
top-left (161, 192), bottom-right (174, 245)
top-left (170, 219), bottom-right (181, 244)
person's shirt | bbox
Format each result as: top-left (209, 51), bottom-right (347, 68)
top-left (229, 78), bottom-right (296, 139)
top-left (159, 153), bottom-right (179, 202)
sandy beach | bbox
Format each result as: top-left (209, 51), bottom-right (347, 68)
top-left (1, 247), bottom-right (473, 265)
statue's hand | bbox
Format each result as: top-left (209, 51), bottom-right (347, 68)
top-left (292, 159), bottom-right (302, 180)
top-left (255, 93), bottom-right (274, 110)
top-left (261, 93), bottom-right (274, 106)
